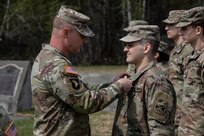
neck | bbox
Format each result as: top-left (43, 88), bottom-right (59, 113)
top-left (194, 36), bottom-right (204, 50)
top-left (136, 57), bottom-right (154, 72)
top-left (174, 36), bottom-right (184, 46)
top-left (50, 30), bottom-right (68, 57)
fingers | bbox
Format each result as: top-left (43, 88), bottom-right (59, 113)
top-left (117, 77), bottom-right (132, 93)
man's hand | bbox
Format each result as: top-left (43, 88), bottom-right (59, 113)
top-left (112, 73), bottom-right (131, 83)
top-left (117, 76), bottom-right (132, 93)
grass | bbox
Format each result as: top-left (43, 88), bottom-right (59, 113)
top-left (77, 65), bottom-right (127, 74)
top-left (14, 65), bottom-right (124, 136)
top-left (14, 110), bottom-right (115, 136)
top-left (14, 118), bottom-right (34, 136)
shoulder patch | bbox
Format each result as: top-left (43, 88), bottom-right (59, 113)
top-left (148, 89), bottom-right (173, 123)
top-left (64, 65), bottom-right (78, 75)
top-left (5, 121), bottom-right (17, 136)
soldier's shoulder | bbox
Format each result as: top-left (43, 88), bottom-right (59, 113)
top-left (198, 51), bottom-right (204, 67)
top-left (145, 67), bottom-right (174, 91)
top-left (182, 43), bottom-right (193, 56)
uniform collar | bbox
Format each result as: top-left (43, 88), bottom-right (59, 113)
top-left (130, 61), bottom-right (155, 81)
top-left (42, 43), bottom-right (65, 57)
top-left (171, 42), bottom-right (187, 55)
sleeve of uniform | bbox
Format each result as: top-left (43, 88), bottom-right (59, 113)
top-left (200, 56), bottom-right (204, 84)
top-left (145, 77), bottom-right (176, 136)
top-left (44, 58), bottom-right (122, 114)
top-left (85, 82), bottom-right (112, 90)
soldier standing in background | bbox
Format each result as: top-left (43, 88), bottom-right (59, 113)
top-left (31, 5), bottom-right (132, 136)
top-left (0, 106), bottom-right (17, 136)
top-left (175, 6), bottom-right (204, 135)
top-left (112, 25), bottom-right (176, 136)
top-left (155, 41), bottom-right (171, 77)
top-left (163, 10), bottom-right (193, 134)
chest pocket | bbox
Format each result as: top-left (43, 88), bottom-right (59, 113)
top-left (185, 62), bottom-right (202, 85)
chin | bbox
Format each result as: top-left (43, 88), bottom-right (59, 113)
top-left (126, 59), bottom-right (132, 64)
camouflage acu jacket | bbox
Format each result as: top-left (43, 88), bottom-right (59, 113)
top-left (168, 42), bottom-right (193, 106)
top-left (156, 61), bottom-right (169, 78)
top-left (178, 48), bottom-right (204, 136)
top-left (112, 61), bottom-right (176, 136)
top-left (31, 44), bottom-right (123, 136)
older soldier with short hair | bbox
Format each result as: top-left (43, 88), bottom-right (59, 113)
top-left (175, 6), bottom-right (204, 136)
top-left (163, 10), bottom-right (193, 134)
top-left (31, 5), bottom-right (132, 136)
top-left (112, 25), bottom-right (176, 136)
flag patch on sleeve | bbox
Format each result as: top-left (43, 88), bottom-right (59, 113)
top-left (5, 121), bottom-right (17, 136)
top-left (64, 65), bottom-right (78, 75)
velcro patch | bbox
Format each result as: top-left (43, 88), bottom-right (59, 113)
top-left (64, 65), bottom-right (78, 75)
top-left (149, 90), bottom-right (172, 123)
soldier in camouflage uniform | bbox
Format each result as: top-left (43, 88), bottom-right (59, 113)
top-left (175, 6), bottom-right (204, 136)
top-left (124, 20), bottom-right (148, 76)
top-left (163, 10), bottom-right (193, 134)
top-left (31, 5), bottom-right (133, 136)
top-left (112, 25), bottom-right (176, 136)
top-left (0, 106), bottom-right (17, 136)
top-left (155, 41), bottom-right (171, 77)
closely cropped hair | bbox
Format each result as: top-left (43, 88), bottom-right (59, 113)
top-left (142, 39), bottom-right (159, 55)
top-left (192, 20), bottom-right (204, 35)
top-left (53, 17), bottom-right (70, 29)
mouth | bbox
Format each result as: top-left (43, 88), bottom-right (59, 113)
top-left (126, 53), bottom-right (130, 57)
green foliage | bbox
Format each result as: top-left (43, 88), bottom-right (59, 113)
top-left (0, 0), bottom-right (202, 63)
top-left (15, 118), bottom-right (34, 136)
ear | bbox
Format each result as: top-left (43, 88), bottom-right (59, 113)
top-left (63, 28), bottom-right (69, 38)
top-left (154, 52), bottom-right (159, 59)
top-left (196, 26), bottom-right (203, 35)
top-left (143, 43), bottom-right (151, 54)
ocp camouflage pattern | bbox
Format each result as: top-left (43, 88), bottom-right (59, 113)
top-left (113, 62), bottom-right (176, 136)
top-left (178, 48), bottom-right (204, 136)
top-left (31, 44), bottom-right (123, 136)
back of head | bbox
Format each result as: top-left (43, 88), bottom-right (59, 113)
top-left (158, 41), bottom-right (171, 55)
top-left (123, 20), bottom-right (148, 32)
top-left (175, 6), bottom-right (204, 28)
top-left (163, 10), bottom-right (186, 24)
top-left (157, 41), bottom-right (171, 62)
top-left (54, 5), bottom-right (95, 37)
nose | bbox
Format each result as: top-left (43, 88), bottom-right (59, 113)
top-left (124, 46), bottom-right (128, 53)
top-left (178, 30), bottom-right (183, 36)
